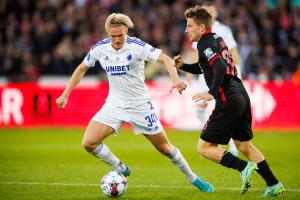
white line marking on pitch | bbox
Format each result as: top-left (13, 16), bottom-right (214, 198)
top-left (0, 181), bottom-right (299, 192)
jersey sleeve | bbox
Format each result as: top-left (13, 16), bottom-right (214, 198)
top-left (180, 63), bottom-right (203, 74)
top-left (198, 42), bottom-right (227, 99)
top-left (83, 47), bottom-right (98, 67)
top-left (136, 42), bottom-right (162, 62)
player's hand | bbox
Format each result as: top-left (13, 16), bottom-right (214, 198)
top-left (170, 79), bottom-right (187, 94)
top-left (173, 55), bottom-right (183, 68)
top-left (192, 92), bottom-right (214, 102)
top-left (56, 95), bottom-right (68, 108)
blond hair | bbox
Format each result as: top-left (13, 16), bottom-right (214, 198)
top-left (105, 13), bottom-right (134, 31)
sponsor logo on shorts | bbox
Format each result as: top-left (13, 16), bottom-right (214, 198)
top-left (145, 125), bottom-right (160, 132)
top-left (145, 127), bottom-right (153, 132)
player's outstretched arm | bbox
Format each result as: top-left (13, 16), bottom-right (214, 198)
top-left (56, 62), bottom-right (89, 108)
top-left (173, 55), bottom-right (203, 74)
top-left (157, 52), bottom-right (187, 94)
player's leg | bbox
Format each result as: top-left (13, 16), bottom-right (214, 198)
top-left (197, 138), bottom-right (257, 194)
top-left (199, 93), bottom-right (259, 194)
top-left (233, 140), bottom-right (264, 163)
top-left (82, 103), bottom-right (130, 176)
top-left (198, 95), bottom-right (247, 166)
top-left (82, 120), bottom-right (114, 152)
top-left (234, 140), bottom-right (284, 197)
top-left (129, 99), bottom-right (212, 190)
top-left (82, 120), bottom-right (130, 176)
top-left (197, 139), bottom-right (224, 162)
top-left (232, 92), bottom-right (283, 196)
top-left (197, 138), bottom-right (249, 168)
top-left (144, 130), bottom-right (195, 181)
top-left (144, 129), bottom-right (214, 192)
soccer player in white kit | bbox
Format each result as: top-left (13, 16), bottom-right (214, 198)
top-left (56, 13), bottom-right (214, 192)
top-left (191, 2), bottom-right (240, 156)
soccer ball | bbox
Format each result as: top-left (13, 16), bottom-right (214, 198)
top-left (100, 171), bottom-right (127, 197)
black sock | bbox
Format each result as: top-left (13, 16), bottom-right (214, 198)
top-left (220, 151), bottom-right (247, 172)
top-left (257, 160), bottom-right (279, 186)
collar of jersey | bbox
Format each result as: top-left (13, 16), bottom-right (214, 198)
top-left (110, 37), bottom-right (128, 52)
top-left (203, 29), bottom-right (212, 35)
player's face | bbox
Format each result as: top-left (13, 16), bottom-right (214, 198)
top-left (107, 26), bottom-right (128, 50)
top-left (185, 18), bottom-right (204, 42)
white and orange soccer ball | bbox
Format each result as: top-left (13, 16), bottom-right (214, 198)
top-left (100, 171), bottom-right (127, 197)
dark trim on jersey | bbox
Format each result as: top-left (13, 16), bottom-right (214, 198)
top-left (179, 63), bottom-right (203, 74)
top-left (209, 55), bottom-right (221, 67)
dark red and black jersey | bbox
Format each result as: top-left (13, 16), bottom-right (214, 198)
top-left (180, 30), bottom-right (246, 103)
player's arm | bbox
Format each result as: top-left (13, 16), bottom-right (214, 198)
top-left (184, 49), bottom-right (199, 84)
top-left (208, 56), bottom-right (226, 98)
top-left (56, 62), bottom-right (89, 108)
top-left (192, 57), bottom-right (226, 102)
top-left (173, 55), bottom-right (203, 74)
top-left (192, 42), bottom-right (227, 102)
top-left (157, 52), bottom-right (187, 93)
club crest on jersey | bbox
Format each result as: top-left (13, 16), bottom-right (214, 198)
top-left (204, 47), bottom-right (216, 60)
top-left (150, 47), bottom-right (156, 52)
top-left (127, 54), bottom-right (132, 61)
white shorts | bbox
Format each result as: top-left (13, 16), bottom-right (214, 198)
top-left (91, 100), bottom-right (163, 135)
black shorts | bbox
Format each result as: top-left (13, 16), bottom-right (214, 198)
top-left (200, 92), bottom-right (253, 145)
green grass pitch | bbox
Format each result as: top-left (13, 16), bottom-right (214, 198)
top-left (0, 128), bottom-right (299, 199)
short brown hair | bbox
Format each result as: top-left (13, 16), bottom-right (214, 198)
top-left (184, 5), bottom-right (212, 29)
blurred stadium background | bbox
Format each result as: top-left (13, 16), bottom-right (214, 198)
top-left (0, 0), bottom-right (300, 199)
top-left (0, 0), bottom-right (300, 128)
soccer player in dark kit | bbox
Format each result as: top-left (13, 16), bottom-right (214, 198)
top-left (174, 6), bottom-right (284, 197)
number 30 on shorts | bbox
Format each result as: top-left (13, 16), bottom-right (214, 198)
top-left (145, 113), bottom-right (158, 127)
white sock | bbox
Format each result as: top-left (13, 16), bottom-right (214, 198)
top-left (228, 139), bottom-right (238, 156)
top-left (91, 143), bottom-right (120, 166)
top-left (168, 147), bottom-right (197, 183)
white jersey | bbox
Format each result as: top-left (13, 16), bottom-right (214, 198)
top-left (192, 20), bottom-right (237, 50)
top-left (84, 36), bottom-right (162, 108)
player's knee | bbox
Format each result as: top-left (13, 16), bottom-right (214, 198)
top-left (82, 139), bottom-right (97, 152)
top-left (197, 144), bottom-right (206, 157)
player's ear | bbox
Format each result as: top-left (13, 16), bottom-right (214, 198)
top-left (123, 26), bottom-right (129, 34)
top-left (199, 24), bottom-right (206, 32)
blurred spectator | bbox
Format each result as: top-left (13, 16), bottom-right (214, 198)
top-left (282, 44), bottom-right (300, 79)
top-left (0, 0), bottom-right (299, 82)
